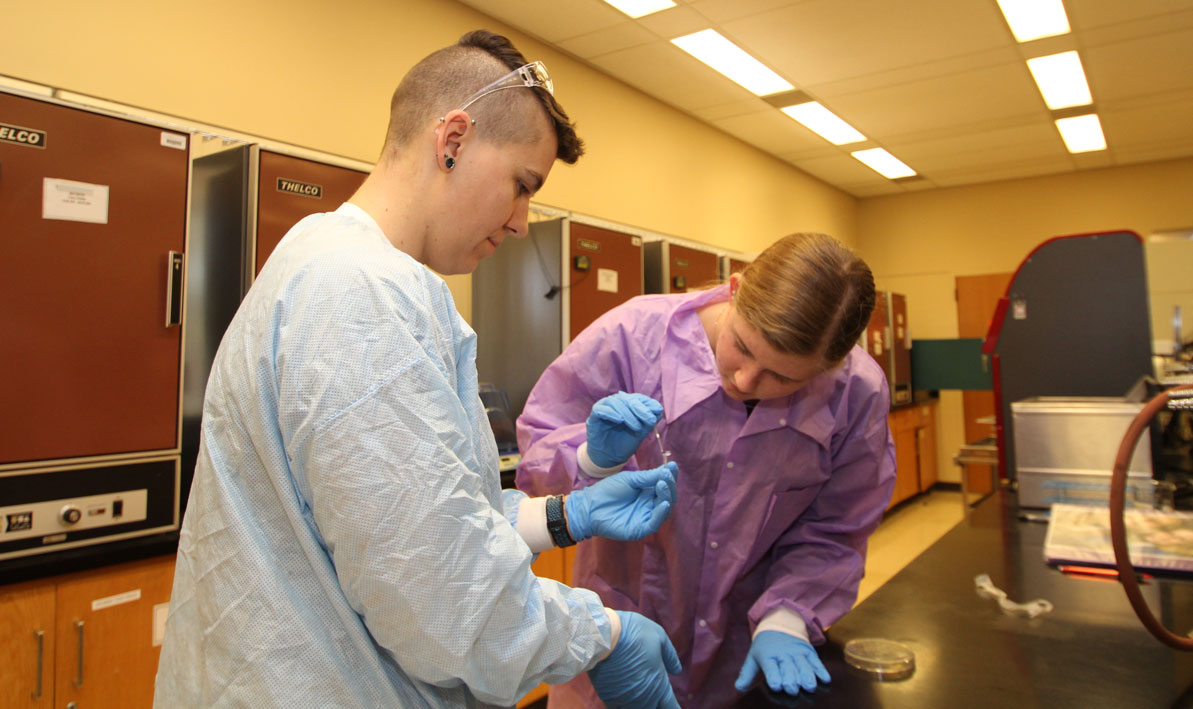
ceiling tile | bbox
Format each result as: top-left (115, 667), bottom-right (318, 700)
top-left (788, 152), bottom-right (890, 187)
top-left (635, 6), bottom-right (714, 39)
top-left (1102, 92), bottom-right (1193, 162)
top-left (1067, 0), bottom-right (1193, 32)
top-left (1069, 151), bottom-right (1116, 171)
top-left (823, 62), bottom-right (1045, 141)
top-left (845, 181), bottom-right (907, 197)
top-left (1083, 28), bottom-right (1193, 103)
top-left (587, 41), bottom-right (759, 110)
top-left (710, 109), bottom-right (839, 155)
top-left (457, 0), bottom-right (627, 43)
top-left (720, 0), bottom-right (1011, 86)
top-left (806, 47), bottom-right (1021, 100)
top-left (557, 22), bottom-right (656, 59)
top-left (885, 121), bottom-right (1066, 170)
top-left (687, 0), bottom-right (808, 24)
top-left (929, 157), bottom-right (1076, 187)
top-left (690, 96), bottom-right (774, 121)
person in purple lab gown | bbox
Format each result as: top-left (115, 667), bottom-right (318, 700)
top-left (517, 232), bottom-right (897, 708)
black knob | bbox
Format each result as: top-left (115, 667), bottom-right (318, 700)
top-left (60, 506), bottom-right (82, 525)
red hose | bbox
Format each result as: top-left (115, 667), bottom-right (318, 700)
top-left (1109, 385), bottom-right (1193, 650)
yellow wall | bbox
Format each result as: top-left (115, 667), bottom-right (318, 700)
top-left (857, 157), bottom-right (1193, 481)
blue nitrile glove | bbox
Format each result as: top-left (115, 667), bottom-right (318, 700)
top-left (566, 462), bottom-right (678, 542)
top-left (586, 393), bottom-right (664, 468)
top-left (734, 631), bottom-right (831, 696)
top-left (589, 610), bottom-right (683, 709)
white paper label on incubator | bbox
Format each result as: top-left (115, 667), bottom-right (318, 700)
top-left (160, 131), bottom-right (187, 150)
top-left (43, 178), bottom-right (109, 224)
top-left (597, 268), bottom-right (619, 293)
top-left (92, 588), bottom-right (141, 611)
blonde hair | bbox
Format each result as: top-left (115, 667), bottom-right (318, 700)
top-left (734, 233), bottom-right (875, 367)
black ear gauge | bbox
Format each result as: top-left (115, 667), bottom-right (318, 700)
top-left (445, 155), bottom-right (455, 170)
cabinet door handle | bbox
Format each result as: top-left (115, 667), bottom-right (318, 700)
top-left (165, 250), bottom-right (184, 327)
top-left (73, 619), bottom-right (85, 687)
top-left (32, 629), bottom-right (44, 699)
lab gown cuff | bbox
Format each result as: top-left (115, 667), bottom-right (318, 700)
top-left (516, 496), bottom-right (555, 554)
top-left (601, 607), bottom-right (622, 661)
top-left (754, 607), bottom-right (810, 644)
top-left (577, 442), bottom-right (625, 479)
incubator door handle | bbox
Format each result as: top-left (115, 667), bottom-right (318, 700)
top-left (165, 250), bottom-right (184, 327)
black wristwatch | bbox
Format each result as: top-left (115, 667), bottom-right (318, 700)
top-left (545, 494), bottom-right (576, 548)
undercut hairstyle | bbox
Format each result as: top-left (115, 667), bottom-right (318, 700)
top-left (734, 233), bottom-right (876, 368)
top-left (383, 30), bottom-right (584, 163)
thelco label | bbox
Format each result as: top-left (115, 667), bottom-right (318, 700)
top-left (276, 177), bottom-right (322, 199)
top-left (0, 122), bottom-right (47, 149)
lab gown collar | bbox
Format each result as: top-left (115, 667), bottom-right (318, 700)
top-left (660, 285), bottom-right (730, 422)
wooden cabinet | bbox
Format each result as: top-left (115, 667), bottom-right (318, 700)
top-left (887, 402), bottom-right (939, 508)
top-left (1, 555), bottom-right (175, 708)
top-left (1, 583), bottom-right (55, 707)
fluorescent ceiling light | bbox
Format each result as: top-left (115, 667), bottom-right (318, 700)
top-left (1027, 51), bottom-right (1092, 109)
top-left (996, 0), bottom-right (1071, 42)
top-left (851, 148), bottom-right (916, 179)
top-left (780, 102), bottom-right (866, 145)
top-left (1055, 113), bottom-right (1107, 153)
top-left (671, 29), bottom-right (794, 96)
top-left (601, 0), bottom-right (675, 18)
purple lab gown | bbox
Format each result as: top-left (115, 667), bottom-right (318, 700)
top-left (516, 285), bottom-right (896, 708)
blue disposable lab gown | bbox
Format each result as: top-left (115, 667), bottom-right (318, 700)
top-left (154, 204), bottom-right (612, 707)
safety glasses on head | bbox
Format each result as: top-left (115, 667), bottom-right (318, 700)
top-left (458, 61), bottom-right (553, 112)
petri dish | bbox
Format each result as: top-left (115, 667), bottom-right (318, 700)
top-left (843, 638), bottom-right (915, 680)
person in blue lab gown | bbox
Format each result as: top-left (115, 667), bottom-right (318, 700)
top-left (154, 30), bottom-right (682, 708)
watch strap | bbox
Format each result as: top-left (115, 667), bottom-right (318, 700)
top-left (545, 494), bottom-right (576, 548)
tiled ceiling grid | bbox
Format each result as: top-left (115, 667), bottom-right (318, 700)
top-left (456, 0), bottom-right (1193, 197)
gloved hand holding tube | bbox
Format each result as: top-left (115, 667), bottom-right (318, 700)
top-left (565, 462), bottom-right (678, 542)
top-left (585, 393), bottom-right (664, 468)
top-left (734, 631), bottom-right (831, 697)
top-left (589, 610), bottom-right (682, 708)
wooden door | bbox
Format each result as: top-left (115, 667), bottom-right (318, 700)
top-left (568, 222), bottom-right (643, 341)
top-left (917, 405), bottom-right (938, 490)
top-left (956, 273), bottom-right (1013, 494)
top-left (887, 409), bottom-right (920, 508)
top-left (54, 556), bottom-right (175, 708)
top-left (0, 93), bottom-right (189, 463)
top-left (0, 582), bottom-right (55, 708)
top-left (253, 150), bottom-right (367, 274)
